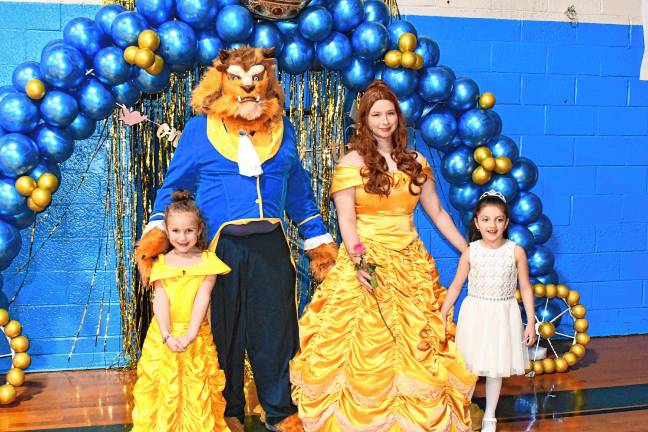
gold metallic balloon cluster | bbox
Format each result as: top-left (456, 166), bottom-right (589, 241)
top-left (25, 78), bottom-right (46, 100)
top-left (124, 30), bottom-right (164, 75)
top-left (472, 145), bottom-right (512, 185)
top-left (515, 283), bottom-right (589, 375)
top-left (0, 308), bottom-right (31, 405)
top-left (15, 172), bottom-right (60, 213)
top-left (383, 32), bottom-right (424, 70)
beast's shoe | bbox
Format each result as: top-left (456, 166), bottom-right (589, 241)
top-left (265, 414), bottom-right (304, 432)
top-left (225, 417), bottom-right (245, 432)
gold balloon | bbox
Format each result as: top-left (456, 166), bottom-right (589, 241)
top-left (575, 332), bottom-right (590, 346)
top-left (27, 197), bottom-right (46, 213)
top-left (478, 92), bottom-right (496, 109)
top-left (556, 284), bottom-right (569, 298)
top-left (532, 360), bottom-right (544, 375)
top-left (146, 55), bottom-right (165, 76)
top-left (138, 29), bottom-right (160, 51)
top-left (0, 308), bottom-right (8, 326)
top-left (567, 290), bottom-right (580, 306)
top-left (570, 343), bottom-right (586, 358)
top-left (383, 50), bottom-right (402, 68)
top-left (413, 54), bottom-right (424, 70)
top-left (0, 384), bottom-right (16, 405)
top-left (473, 146), bottom-right (492, 164)
top-left (15, 175), bottom-right (37, 197)
top-left (10, 335), bottom-right (29, 353)
top-left (574, 318), bottom-right (589, 333)
top-left (12, 352), bottom-right (31, 369)
top-left (472, 166), bottom-right (492, 185)
top-left (533, 284), bottom-right (546, 297)
top-left (25, 78), bottom-right (46, 100)
top-left (571, 304), bottom-right (586, 319)
top-left (554, 357), bottom-right (568, 373)
top-left (37, 172), bottom-right (59, 193)
top-left (563, 352), bottom-right (577, 366)
top-left (481, 157), bottom-right (496, 172)
top-left (400, 50), bottom-right (417, 69)
top-left (538, 322), bottom-right (556, 339)
top-left (514, 289), bottom-right (521, 302)
top-left (4, 320), bottom-right (22, 338)
top-left (545, 284), bottom-right (557, 298)
top-left (542, 357), bottom-right (556, 374)
top-left (493, 156), bottom-right (512, 174)
top-left (398, 32), bottom-right (417, 52)
top-left (124, 45), bottom-right (138, 65)
top-left (30, 188), bottom-right (52, 208)
top-left (135, 48), bottom-right (156, 69)
top-left (6, 368), bottom-right (25, 387)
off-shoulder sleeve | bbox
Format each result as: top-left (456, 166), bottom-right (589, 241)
top-left (330, 165), bottom-right (364, 195)
top-left (419, 155), bottom-right (433, 178)
top-left (193, 251), bottom-right (231, 276)
top-left (149, 258), bottom-right (176, 283)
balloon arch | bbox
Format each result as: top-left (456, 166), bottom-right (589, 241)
top-left (0, 0), bottom-right (590, 394)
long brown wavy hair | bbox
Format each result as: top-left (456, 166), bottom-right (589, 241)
top-left (348, 80), bottom-right (426, 196)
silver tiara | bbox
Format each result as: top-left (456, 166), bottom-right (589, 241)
top-left (480, 190), bottom-right (506, 203)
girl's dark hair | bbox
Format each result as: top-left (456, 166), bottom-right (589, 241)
top-left (468, 194), bottom-right (510, 242)
top-left (164, 190), bottom-right (207, 250)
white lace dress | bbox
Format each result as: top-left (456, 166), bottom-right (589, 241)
top-left (455, 240), bottom-right (529, 377)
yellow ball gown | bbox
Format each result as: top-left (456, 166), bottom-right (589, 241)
top-left (290, 160), bottom-right (477, 431)
top-left (131, 251), bottom-right (232, 432)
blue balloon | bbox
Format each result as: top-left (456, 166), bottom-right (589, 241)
top-left (415, 37), bottom-right (440, 68)
top-left (450, 183), bottom-right (482, 211)
top-left (488, 135), bottom-right (519, 164)
top-left (420, 110), bottom-right (457, 151)
top-left (216, 0), bottom-right (239, 6)
top-left (351, 21), bottom-right (389, 61)
top-left (448, 77), bottom-right (479, 111)
top-left (536, 298), bottom-right (564, 327)
top-left (0, 219), bottom-right (21, 262)
top-left (95, 4), bottom-right (126, 35)
top-left (488, 110), bottom-right (502, 136)
top-left (342, 58), bottom-right (375, 92)
top-left (528, 245), bottom-right (555, 277)
top-left (458, 109), bottom-right (497, 148)
top-left (374, 63), bottom-right (385, 80)
top-left (0, 133), bottom-right (40, 177)
top-left (28, 158), bottom-right (61, 183)
top-left (251, 22), bottom-right (284, 53)
top-left (0, 177), bottom-right (32, 221)
top-left (40, 43), bottom-right (86, 89)
top-left (111, 11), bottom-right (148, 48)
top-left (279, 31), bottom-right (315, 75)
top-left (485, 173), bottom-right (519, 204)
top-left (316, 32), bottom-right (352, 71)
top-left (33, 125), bottom-right (75, 163)
top-left (0, 93), bottom-right (39, 133)
top-left (461, 210), bottom-right (475, 229)
top-left (417, 66), bottom-right (453, 102)
top-left (134, 66), bottom-right (172, 94)
top-left (387, 20), bottom-right (417, 50)
top-left (364, 0), bottom-right (389, 26)
top-left (63, 17), bottom-right (108, 59)
top-left (510, 191), bottom-right (542, 225)
top-left (159, 21), bottom-right (197, 67)
top-left (0, 86), bottom-right (17, 104)
top-left (527, 214), bottom-right (553, 245)
top-left (177, 0), bottom-right (218, 29)
top-left (508, 224), bottom-right (535, 253)
top-left (329, 0), bottom-right (364, 33)
top-left (65, 113), bottom-right (96, 140)
top-left (12, 61), bottom-right (44, 91)
top-left (510, 157), bottom-right (538, 191)
top-left (438, 65), bottom-right (456, 82)
top-left (5, 208), bottom-right (35, 230)
top-left (398, 93), bottom-right (423, 127)
top-left (441, 146), bottom-right (476, 186)
top-left (298, 6), bottom-right (333, 42)
top-left (135, 0), bottom-right (175, 26)
top-left (382, 67), bottom-right (418, 97)
top-left (216, 5), bottom-right (254, 42)
top-left (94, 47), bottom-right (132, 86)
top-left (112, 80), bottom-right (141, 106)
top-left (40, 90), bottom-right (79, 128)
top-left (534, 269), bottom-right (559, 285)
top-left (196, 30), bottom-right (224, 66)
top-left (78, 78), bottom-right (116, 120)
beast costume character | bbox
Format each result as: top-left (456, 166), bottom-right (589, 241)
top-left (137, 47), bottom-right (337, 432)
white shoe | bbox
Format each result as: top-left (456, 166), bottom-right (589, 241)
top-left (481, 417), bottom-right (497, 432)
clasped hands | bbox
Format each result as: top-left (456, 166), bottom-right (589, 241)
top-left (164, 333), bottom-right (196, 353)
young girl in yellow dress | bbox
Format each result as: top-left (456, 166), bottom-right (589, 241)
top-left (131, 190), bottom-right (231, 431)
top-left (290, 81), bottom-right (477, 431)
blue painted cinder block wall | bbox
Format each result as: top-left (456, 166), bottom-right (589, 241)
top-left (0, 3), bottom-right (646, 371)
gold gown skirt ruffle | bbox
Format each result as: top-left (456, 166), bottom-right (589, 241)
top-left (290, 239), bottom-right (476, 432)
top-left (131, 320), bottom-right (230, 432)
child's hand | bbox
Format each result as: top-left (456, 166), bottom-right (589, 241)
top-left (441, 312), bottom-right (448, 339)
top-left (178, 333), bottom-right (196, 350)
top-left (356, 268), bottom-right (373, 294)
top-left (165, 336), bottom-right (185, 353)
top-left (524, 323), bottom-right (536, 346)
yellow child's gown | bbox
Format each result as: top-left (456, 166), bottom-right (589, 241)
top-left (131, 251), bottom-right (232, 432)
top-left (290, 160), bottom-right (477, 432)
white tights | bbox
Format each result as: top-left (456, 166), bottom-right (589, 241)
top-left (484, 376), bottom-right (503, 418)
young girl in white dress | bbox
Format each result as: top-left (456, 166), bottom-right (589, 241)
top-left (440, 190), bottom-right (537, 432)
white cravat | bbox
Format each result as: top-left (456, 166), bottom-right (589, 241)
top-left (237, 131), bottom-right (263, 177)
